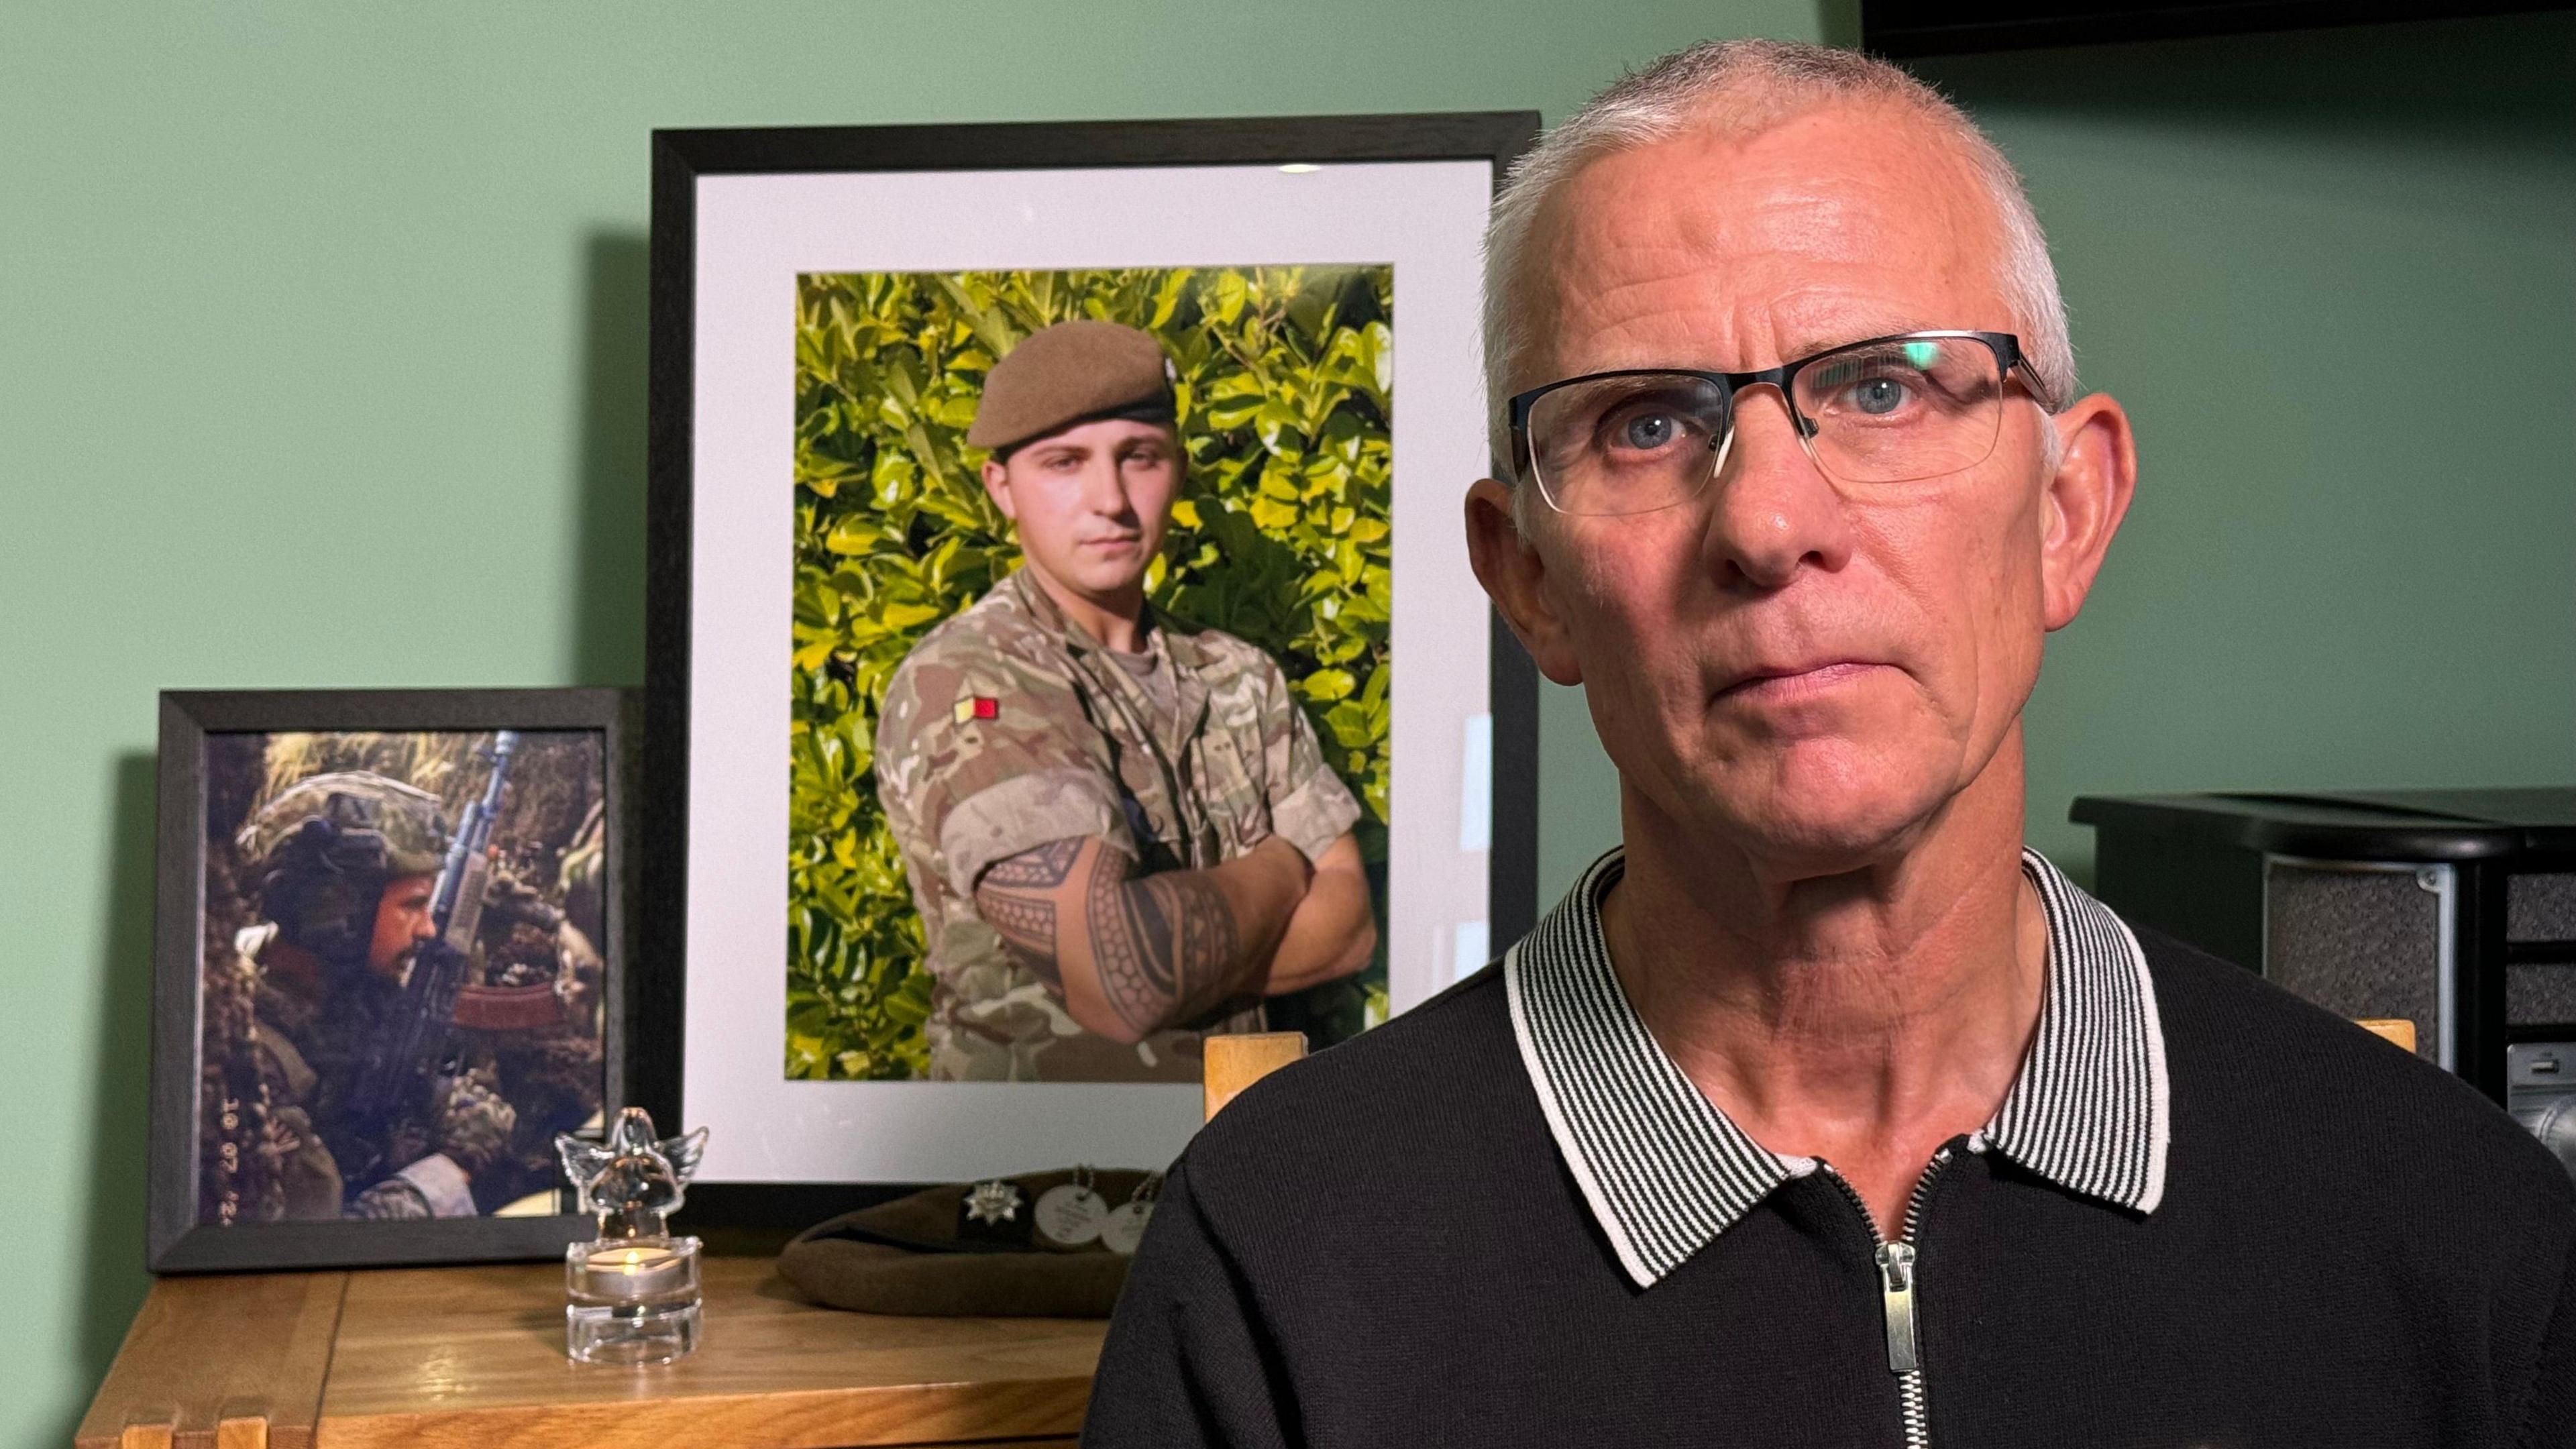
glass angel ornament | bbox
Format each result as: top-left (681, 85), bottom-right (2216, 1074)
top-left (555, 1107), bottom-right (710, 1364)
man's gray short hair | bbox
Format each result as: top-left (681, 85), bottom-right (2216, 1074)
top-left (1484, 40), bottom-right (2074, 517)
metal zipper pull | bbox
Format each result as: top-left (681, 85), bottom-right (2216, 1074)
top-left (1874, 1241), bottom-right (1920, 1373)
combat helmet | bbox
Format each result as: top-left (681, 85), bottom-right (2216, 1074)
top-left (237, 772), bottom-right (451, 965)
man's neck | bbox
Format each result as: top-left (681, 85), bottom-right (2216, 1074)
top-left (1598, 737), bottom-right (2047, 1207)
top-left (1020, 562), bottom-right (1149, 653)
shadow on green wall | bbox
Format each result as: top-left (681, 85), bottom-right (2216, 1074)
top-left (572, 229), bottom-right (652, 688)
top-left (1814, 0), bottom-right (1859, 49)
top-left (63, 229), bottom-right (655, 1426)
top-left (69, 753), bottom-right (156, 1439)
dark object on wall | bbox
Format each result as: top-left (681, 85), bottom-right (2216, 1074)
top-left (150, 688), bottom-right (637, 1272)
top-left (2070, 790), bottom-right (2576, 1125)
top-left (642, 113), bottom-right (1538, 1226)
top-left (1862, 1), bottom-right (2569, 57)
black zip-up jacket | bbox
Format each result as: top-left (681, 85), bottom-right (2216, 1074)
top-left (1085, 918), bottom-right (2576, 1447)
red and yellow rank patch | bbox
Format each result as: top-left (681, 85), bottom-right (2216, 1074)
top-left (952, 695), bottom-right (1002, 725)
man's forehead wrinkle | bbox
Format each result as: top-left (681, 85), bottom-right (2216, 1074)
top-left (1534, 111), bottom-right (2012, 382)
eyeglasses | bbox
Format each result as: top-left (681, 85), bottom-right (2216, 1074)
top-left (1507, 330), bottom-right (2039, 517)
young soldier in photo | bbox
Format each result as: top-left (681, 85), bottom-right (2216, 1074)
top-left (225, 772), bottom-right (519, 1218)
top-left (875, 320), bottom-right (1377, 1082)
top-left (221, 765), bottom-right (602, 1221)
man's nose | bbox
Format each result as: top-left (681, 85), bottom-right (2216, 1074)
top-left (413, 913), bottom-right (438, 941)
top-left (1079, 455), bottom-right (1132, 515)
top-left (1701, 386), bottom-right (1854, 590)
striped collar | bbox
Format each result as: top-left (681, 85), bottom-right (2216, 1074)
top-left (1505, 846), bottom-right (2171, 1288)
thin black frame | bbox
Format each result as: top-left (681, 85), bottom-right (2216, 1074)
top-left (1506, 330), bottom-right (2035, 511)
top-left (643, 113), bottom-right (1541, 1227)
top-left (149, 688), bottom-right (638, 1273)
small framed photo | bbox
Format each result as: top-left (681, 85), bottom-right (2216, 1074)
top-left (643, 113), bottom-right (1538, 1214)
top-left (148, 688), bottom-right (634, 1272)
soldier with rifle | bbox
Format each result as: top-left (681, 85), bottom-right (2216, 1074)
top-left (226, 749), bottom-right (525, 1220)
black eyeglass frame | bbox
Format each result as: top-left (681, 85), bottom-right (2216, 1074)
top-left (1505, 329), bottom-right (2041, 503)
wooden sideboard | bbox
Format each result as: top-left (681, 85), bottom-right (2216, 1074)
top-left (80, 1033), bottom-right (1320, 1447)
top-left (75, 1255), bottom-right (1106, 1449)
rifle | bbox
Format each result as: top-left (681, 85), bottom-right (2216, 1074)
top-left (339, 731), bottom-right (521, 1184)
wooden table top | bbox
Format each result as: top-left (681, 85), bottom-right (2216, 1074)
top-left (84, 1035), bottom-right (1305, 1447)
top-left (80, 1256), bottom-right (1108, 1449)
top-left (323, 1257), bottom-right (1104, 1448)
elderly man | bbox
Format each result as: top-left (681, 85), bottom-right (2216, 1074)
top-left (1083, 39), bottom-right (2575, 1448)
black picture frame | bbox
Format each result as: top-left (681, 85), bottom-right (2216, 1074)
top-left (148, 688), bottom-right (637, 1273)
top-left (642, 113), bottom-right (1540, 1226)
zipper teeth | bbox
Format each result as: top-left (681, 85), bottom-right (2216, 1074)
top-left (1896, 1371), bottom-right (1931, 1446)
top-left (1825, 1147), bottom-right (1954, 1449)
top-left (1899, 1147), bottom-right (1951, 1244)
top-left (1820, 1144), bottom-right (1954, 1247)
top-left (1892, 1148), bottom-right (1953, 1449)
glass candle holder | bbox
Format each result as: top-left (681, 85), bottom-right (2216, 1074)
top-left (565, 1234), bottom-right (702, 1365)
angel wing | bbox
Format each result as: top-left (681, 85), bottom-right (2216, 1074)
top-left (655, 1126), bottom-right (710, 1187)
top-left (555, 1132), bottom-right (616, 1210)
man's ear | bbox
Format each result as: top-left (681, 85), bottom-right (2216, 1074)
top-left (981, 456), bottom-right (1018, 521)
top-left (1464, 477), bottom-right (1583, 686)
top-left (2037, 393), bottom-right (2137, 631)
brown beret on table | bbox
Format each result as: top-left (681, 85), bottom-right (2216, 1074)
top-left (778, 1167), bottom-right (1162, 1318)
top-left (967, 319), bottom-right (1177, 458)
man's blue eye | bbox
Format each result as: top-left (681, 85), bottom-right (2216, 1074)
top-left (1621, 413), bottom-right (1676, 449)
top-left (1852, 378), bottom-right (1909, 415)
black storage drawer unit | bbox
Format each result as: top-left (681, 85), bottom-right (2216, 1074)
top-left (2070, 790), bottom-right (2576, 1132)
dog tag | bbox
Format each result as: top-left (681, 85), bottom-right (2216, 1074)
top-left (1100, 1199), bottom-right (1155, 1255)
top-left (1035, 1183), bottom-right (1109, 1246)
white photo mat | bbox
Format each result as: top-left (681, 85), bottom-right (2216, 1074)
top-left (683, 160), bottom-right (1497, 1184)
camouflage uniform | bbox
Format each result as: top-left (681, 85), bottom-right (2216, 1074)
top-left (225, 772), bottom-right (523, 1220)
top-left (875, 568), bottom-right (1362, 1082)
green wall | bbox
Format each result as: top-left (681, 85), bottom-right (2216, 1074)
top-left (0, 1), bottom-right (1820, 1440)
top-left (5, 4), bottom-right (2568, 1441)
top-left (1534, 11), bottom-right (2576, 894)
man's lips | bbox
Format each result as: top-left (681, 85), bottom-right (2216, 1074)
top-left (1714, 659), bottom-right (1889, 701)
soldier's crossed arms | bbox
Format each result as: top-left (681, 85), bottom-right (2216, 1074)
top-left (973, 830), bottom-right (1374, 1044)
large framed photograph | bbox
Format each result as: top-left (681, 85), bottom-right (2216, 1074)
top-left (148, 689), bottom-right (634, 1271)
top-left (643, 114), bottom-right (1538, 1212)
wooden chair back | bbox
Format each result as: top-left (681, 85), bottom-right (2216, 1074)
top-left (1202, 1032), bottom-right (1307, 1122)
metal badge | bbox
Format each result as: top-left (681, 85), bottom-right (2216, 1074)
top-left (964, 1178), bottom-right (1024, 1226)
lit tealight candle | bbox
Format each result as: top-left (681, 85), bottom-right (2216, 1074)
top-left (568, 1236), bottom-right (698, 1309)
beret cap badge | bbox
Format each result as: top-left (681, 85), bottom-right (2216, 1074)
top-left (964, 1178), bottom-right (1024, 1226)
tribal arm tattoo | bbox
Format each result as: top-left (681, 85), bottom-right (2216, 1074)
top-left (1084, 847), bottom-right (1240, 1042)
top-left (976, 837), bottom-right (1083, 989)
top-left (973, 835), bottom-right (1293, 1044)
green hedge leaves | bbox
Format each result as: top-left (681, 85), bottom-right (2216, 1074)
top-left (788, 266), bottom-right (1394, 1081)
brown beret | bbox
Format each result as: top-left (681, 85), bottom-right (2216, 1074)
top-left (967, 319), bottom-right (1177, 455)
top-left (775, 1167), bottom-right (1163, 1318)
